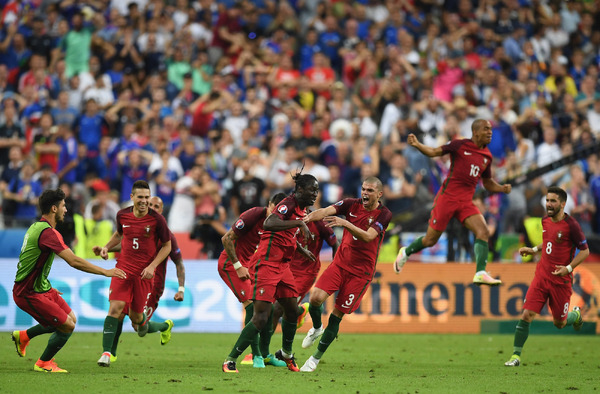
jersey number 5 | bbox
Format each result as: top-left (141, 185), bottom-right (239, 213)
top-left (133, 238), bottom-right (139, 249)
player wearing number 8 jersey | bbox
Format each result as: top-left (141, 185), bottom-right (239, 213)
top-left (504, 186), bottom-right (588, 367)
top-left (299, 177), bottom-right (392, 372)
top-left (394, 119), bottom-right (512, 286)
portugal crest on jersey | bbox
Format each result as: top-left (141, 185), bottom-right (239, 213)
top-left (278, 205), bottom-right (288, 214)
top-left (235, 219), bottom-right (245, 229)
top-left (144, 225), bottom-right (151, 237)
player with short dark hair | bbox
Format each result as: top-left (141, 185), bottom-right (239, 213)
top-left (222, 172), bottom-right (318, 373)
top-left (299, 177), bottom-right (392, 372)
top-left (219, 192), bottom-right (288, 368)
top-left (394, 119), bottom-right (512, 286)
top-left (96, 180), bottom-right (172, 367)
top-left (504, 186), bottom-right (588, 366)
top-left (94, 195), bottom-right (186, 362)
top-left (12, 188), bottom-right (126, 373)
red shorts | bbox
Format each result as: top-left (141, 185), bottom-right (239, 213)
top-left (523, 275), bottom-right (573, 321)
top-left (218, 253), bottom-right (252, 303)
top-left (429, 195), bottom-right (481, 232)
top-left (251, 258), bottom-right (297, 303)
top-left (109, 275), bottom-right (153, 315)
top-left (13, 288), bottom-right (71, 327)
top-left (314, 263), bottom-right (371, 314)
top-left (290, 267), bottom-right (318, 301)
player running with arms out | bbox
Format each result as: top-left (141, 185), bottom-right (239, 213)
top-left (394, 119), bottom-right (512, 286)
top-left (219, 192), bottom-right (288, 369)
top-left (97, 180), bottom-right (172, 367)
top-left (94, 196), bottom-right (185, 362)
top-left (12, 188), bottom-right (125, 373)
top-left (505, 186), bottom-right (588, 367)
top-left (300, 177), bottom-right (392, 372)
top-left (222, 172), bottom-right (318, 373)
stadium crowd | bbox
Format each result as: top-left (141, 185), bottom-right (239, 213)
top-left (0, 0), bottom-right (599, 259)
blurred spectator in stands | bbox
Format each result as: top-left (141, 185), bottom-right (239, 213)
top-left (50, 90), bottom-right (79, 127)
top-left (382, 150), bottom-right (419, 220)
top-left (115, 148), bottom-right (153, 205)
top-left (168, 164), bottom-right (203, 233)
top-left (84, 179), bottom-right (119, 226)
top-left (0, 102), bottom-right (25, 169)
top-left (55, 124), bottom-right (78, 184)
top-left (2, 160), bottom-right (42, 226)
top-left (32, 113), bottom-right (60, 171)
top-left (537, 126), bottom-right (565, 186)
top-left (0, 145), bottom-right (23, 224)
top-left (266, 140), bottom-right (300, 194)
top-left (189, 88), bottom-right (234, 138)
top-left (59, 11), bottom-right (93, 78)
top-left (55, 181), bottom-right (77, 248)
top-left (190, 169), bottom-right (226, 259)
top-left (230, 151), bottom-right (266, 218)
top-left (563, 164), bottom-right (596, 234)
top-left (304, 51), bottom-right (335, 100)
top-left (76, 98), bottom-right (105, 156)
top-left (148, 147), bottom-right (184, 218)
top-left (32, 162), bottom-right (59, 190)
top-left (208, 2), bottom-right (243, 65)
top-left (500, 151), bottom-right (528, 233)
top-left (328, 81), bottom-right (352, 121)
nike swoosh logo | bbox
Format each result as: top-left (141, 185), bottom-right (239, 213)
top-left (349, 213), bottom-right (357, 217)
top-left (258, 231), bottom-right (264, 235)
top-left (319, 341), bottom-right (327, 345)
top-left (236, 347), bottom-right (242, 352)
top-left (464, 151), bottom-right (472, 155)
top-left (103, 331), bottom-right (114, 335)
top-left (122, 225), bottom-right (130, 228)
top-left (542, 230), bottom-right (546, 232)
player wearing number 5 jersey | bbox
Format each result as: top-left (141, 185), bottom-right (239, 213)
top-left (394, 119), bottom-right (512, 286)
top-left (504, 186), bottom-right (588, 367)
top-left (96, 180), bottom-right (171, 367)
top-left (299, 177), bottom-right (392, 372)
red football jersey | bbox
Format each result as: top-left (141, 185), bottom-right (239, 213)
top-left (439, 139), bottom-right (492, 201)
top-left (255, 195), bottom-right (306, 262)
top-left (330, 198), bottom-right (392, 278)
top-left (536, 214), bottom-right (588, 284)
top-left (291, 219), bottom-right (337, 273)
top-left (116, 207), bottom-right (171, 275)
top-left (218, 206), bottom-right (267, 266)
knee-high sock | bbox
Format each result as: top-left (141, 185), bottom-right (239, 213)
top-left (147, 320), bottom-right (168, 333)
top-left (512, 319), bottom-right (530, 356)
top-left (474, 239), bottom-right (489, 272)
top-left (406, 236), bottom-right (424, 256)
top-left (259, 305), bottom-right (274, 357)
top-left (26, 324), bottom-right (55, 340)
top-left (110, 319), bottom-right (124, 356)
top-left (244, 304), bottom-right (261, 357)
top-left (308, 303), bottom-right (324, 329)
top-left (314, 314), bottom-right (342, 359)
top-left (102, 316), bottom-right (119, 353)
top-left (281, 318), bottom-right (296, 355)
top-left (40, 331), bottom-right (72, 362)
top-left (227, 321), bottom-right (260, 362)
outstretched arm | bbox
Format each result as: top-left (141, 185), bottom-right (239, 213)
top-left (173, 256), bottom-right (186, 301)
top-left (303, 206), bottom-right (337, 223)
top-left (323, 216), bottom-right (380, 242)
top-left (482, 177), bottom-right (512, 194)
top-left (58, 248), bottom-right (126, 278)
top-left (407, 133), bottom-right (444, 157)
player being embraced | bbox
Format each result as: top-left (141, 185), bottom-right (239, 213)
top-left (504, 186), bottom-right (588, 367)
top-left (12, 188), bottom-right (125, 373)
top-left (94, 196), bottom-right (186, 362)
top-left (299, 176), bottom-right (392, 372)
top-left (394, 119), bottom-right (512, 286)
top-left (96, 180), bottom-right (172, 367)
top-left (222, 172), bottom-right (318, 373)
top-left (219, 192), bottom-right (288, 368)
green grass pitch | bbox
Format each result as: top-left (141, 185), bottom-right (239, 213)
top-left (1, 331), bottom-right (598, 393)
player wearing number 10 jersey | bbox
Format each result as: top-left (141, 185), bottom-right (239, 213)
top-left (504, 186), bottom-right (588, 367)
top-left (394, 119), bottom-right (512, 286)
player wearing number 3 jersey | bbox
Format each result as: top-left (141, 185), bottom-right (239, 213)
top-left (504, 186), bottom-right (588, 367)
top-left (394, 119), bottom-right (512, 286)
top-left (299, 177), bottom-right (392, 372)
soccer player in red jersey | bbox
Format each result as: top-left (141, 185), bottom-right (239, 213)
top-left (218, 192), bottom-right (287, 368)
top-left (96, 180), bottom-right (172, 367)
top-left (12, 188), bottom-right (125, 373)
top-left (222, 173), bottom-right (318, 373)
top-left (394, 119), bottom-right (512, 286)
top-left (504, 186), bottom-right (588, 366)
top-left (299, 176), bottom-right (392, 372)
top-left (94, 196), bottom-right (186, 362)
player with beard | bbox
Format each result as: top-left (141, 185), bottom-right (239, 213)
top-left (504, 186), bottom-right (588, 367)
top-left (394, 119), bottom-right (512, 286)
top-left (299, 176), bottom-right (392, 372)
top-left (12, 188), bottom-right (125, 373)
top-left (222, 172), bottom-right (319, 373)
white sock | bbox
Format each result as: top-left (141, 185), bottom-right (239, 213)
top-left (281, 349), bottom-right (292, 359)
top-left (476, 270), bottom-right (486, 275)
top-left (310, 356), bottom-right (320, 364)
